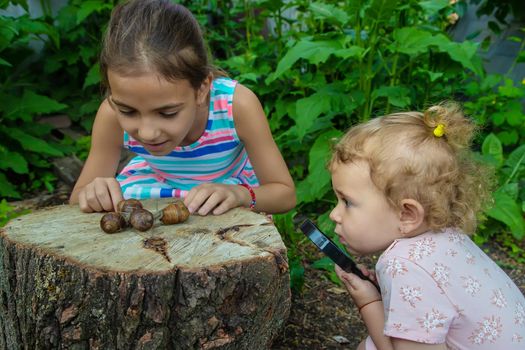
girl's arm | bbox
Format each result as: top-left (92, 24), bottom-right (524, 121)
top-left (69, 99), bottom-right (124, 212)
top-left (232, 84), bottom-right (296, 213)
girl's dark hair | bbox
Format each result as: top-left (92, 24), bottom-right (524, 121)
top-left (100, 0), bottom-right (225, 91)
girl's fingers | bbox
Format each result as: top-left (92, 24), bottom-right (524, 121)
top-left (197, 192), bottom-right (222, 216)
top-left (212, 196), bottom-right (236, 215)
top-left (183, 188), bottom-right (197, 211)
top-left (78, 191), bottom-right (94, 213)
top-left (83, 186), bottom-right (103, 212)
top-left (184, 186), bottom-right (211, 214)
top-left (107, 180), bottom-right (124, 211)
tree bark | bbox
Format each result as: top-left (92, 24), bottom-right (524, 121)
top-left (0, 199), bottom-right (290, 349)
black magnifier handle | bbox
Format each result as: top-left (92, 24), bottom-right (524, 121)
top-left (299, 219), bottom-right (381, 293)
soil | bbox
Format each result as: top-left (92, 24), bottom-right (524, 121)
top-left (8, 184), bottom-right (525, 350)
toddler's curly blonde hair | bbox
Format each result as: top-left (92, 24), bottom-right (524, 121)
top-left (329, 102), bottom-right (494, 234)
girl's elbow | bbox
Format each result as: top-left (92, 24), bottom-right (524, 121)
top-left (284, 186), bottom-right (297, 211)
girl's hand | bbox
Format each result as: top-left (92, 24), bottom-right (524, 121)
top-left (78, 177), bottom-right (123, 213)
top-left (184, 183), bottom-right (249, 216)
top-left (335, 265), bottom-right (382, 308)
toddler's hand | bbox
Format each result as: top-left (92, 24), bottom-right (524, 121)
top-left (78, 177), bottom-right (123, 213)
top-left (335, 265), bottom-right (381, 308)
top-left (184, 183), bottom-right (248, 216)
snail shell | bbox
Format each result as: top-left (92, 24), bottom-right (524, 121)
top-left (161, 201), bottom-right (190, 225)
top-left (116, 199), bottom-right (143, 214)
top-left (129, 208), bottom-right (154, 231)
top-left (100, 212), bottom-right (127, 234)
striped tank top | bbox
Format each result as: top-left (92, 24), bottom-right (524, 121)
top-left (116, 77), bottom-right (259, 199)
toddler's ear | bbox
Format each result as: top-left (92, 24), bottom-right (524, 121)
top-left (398, 199), bottom-right (426, 236)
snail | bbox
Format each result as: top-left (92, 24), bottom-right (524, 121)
top-left (160, 200), bottom-right (190, 225)
top-left (129, 208), bottom-right (155, 232)
top-left (99, 199), bottom-right (190, 233)
top-left (117, 199), bottom-right (143, 216)
top-left (100, 212), bottom-right (127, 234)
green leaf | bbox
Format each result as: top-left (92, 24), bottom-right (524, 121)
top-left (6, 128), bottom-right (63, 157)
top-left (16, 16), bottom-right (59, 47)
top-left (0, 0), bottom-right (28, 11)
top-left (0, 150), bottom-right (28, 174)
top-left (496, 131), bottom-right (518, 146)
top-left (293, 84), bottom-right (356, 141)
top-left (503, 144), bottom-right (525, 184)
top-left (498, 78), bottom-right (524, 98)
top-left (333, 46), bottom-right (365, 60)
top-left (317, 211), bottom-right (340, 245)
top-left (504, 144), bottom-right (525, 170)
top-left (367, 0), bottom-right (400, 24)
top-left (289, 257), bottom-right (305, 293)
top-left (504, 101), bottom-right (524, 126)
top-left (371, 86), bottom-right (411, 107)
top-left (390, 27), bottom-right (434, 55)
top-left (309, 2), bottom-right (349, 25)
top-left (481, 133), bottom-right (503, 167)
top-left (433, 35), bottom-right (482, 76)
top-left (4, 90), bottom-right (67, 121)
top-left (83, 63), bottom-right (101, 89)
top-left (311, 257), bottom-right (335, 271)
top-left (486, 191), bottom-right (525, 240)
top-left (267, 39), bottom-right (342, 82)
top-left (499, 183), bottom-right (519, 200)
top-left (294, 94), bottom-right (332, 140)
top-left (76, 1), bottom-right (112, 24)
top-left (0, 17), bottom-right (18, 50)
top-left (419, 0), bottom-right (449, 16)
top-left (297, 129), bottom-right (342, 204)
top-left (0, 57), bottom-right (11, 67)
top-left (0, 173), bottom-right (20, 199)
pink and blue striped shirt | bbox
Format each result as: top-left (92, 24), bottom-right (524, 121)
top-left (116, 77), bottom-right (259, 199)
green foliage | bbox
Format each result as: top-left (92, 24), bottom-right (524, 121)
top-left (0, 0), bottom-right (110, 198)
top-left (0, 199), bottom-right (29, 227)
top-left (2, 0), bottom-right (524, 288)
top-left (206, 0), bottom-right (524, 276)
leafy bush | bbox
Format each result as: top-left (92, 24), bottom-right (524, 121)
top-left (1, 0), bottom-right (523, 290)
top-left (0, 0), bottom-right (112, 198)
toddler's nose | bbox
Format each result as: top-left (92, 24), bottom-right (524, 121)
top-left (329, 206), bottom-right (339, 223)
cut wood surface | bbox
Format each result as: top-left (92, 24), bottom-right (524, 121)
top-left (0, 199), bottom-right (290, 349)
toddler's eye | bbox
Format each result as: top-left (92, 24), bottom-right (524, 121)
top-left (343, 198), bottom-right (353, 208)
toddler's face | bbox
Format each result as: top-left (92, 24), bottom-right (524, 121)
top-left (329, 160), bottom-right (403, 256)
top-left (107, 69), bottom-right (209, 156)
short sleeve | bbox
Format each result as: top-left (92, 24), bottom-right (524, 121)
top-left (379, 257), bottom-right (457, 344)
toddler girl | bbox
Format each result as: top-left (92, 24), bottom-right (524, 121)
top-left (70, 0), bottom-right (295, 215)
top-left (329, 102), bottom-right (525, 349)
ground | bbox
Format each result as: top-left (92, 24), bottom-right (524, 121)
top-left (9, 184), bottom-right (525, 350)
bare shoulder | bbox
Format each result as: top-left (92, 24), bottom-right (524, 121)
top-left (232, 83), bottom-right (262, 118)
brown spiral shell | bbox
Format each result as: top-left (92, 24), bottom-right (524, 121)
top-left (100, 212), bottom-right (127, 234)
top-left (160, 201), bottom-right (190, 225)
top-left (116, 199), bottom-right (143, 214)
top-left (129, 208), bottom-right (154, 232)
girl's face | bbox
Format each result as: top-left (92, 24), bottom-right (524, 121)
top-left (329, 160), bottom-right (403, 256)
top-left (107, 70), bottom-right (210, 156)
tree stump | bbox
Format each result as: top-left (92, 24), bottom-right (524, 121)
top-left (0, 199), bottom-right (290, 349)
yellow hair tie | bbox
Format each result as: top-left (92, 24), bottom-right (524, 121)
top-left (433, 124), bottom-right (445, 137)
